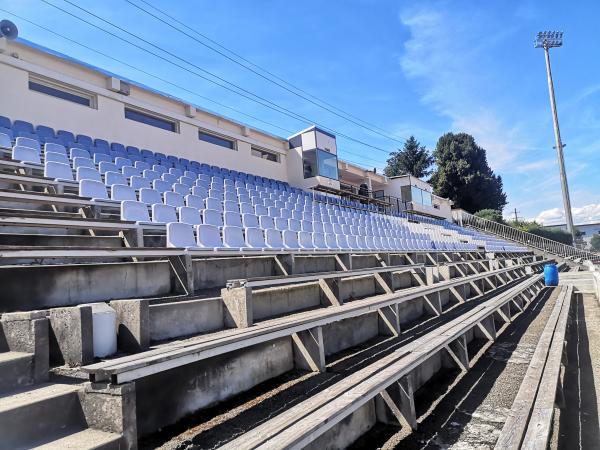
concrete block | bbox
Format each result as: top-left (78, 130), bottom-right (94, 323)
top-left (292, 326), bottom-right (326, 372)
top-left (322, 313), bottom-right (378, 356)
top-left (49, 305), bottom-right (94, 366)
top-left (0, 311), bottom-right (49, 385)
top-left (110, 299), bottom-right (150, 352)
top-left (221, 284), bottom-right (253, 328)
top-left (81, 382), bottom-right (137, 450)
top-left (149, 297), bottom-right (223, 342)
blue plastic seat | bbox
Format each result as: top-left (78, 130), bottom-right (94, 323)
top-left (223, 226), bottom-right (247, 249)
top-left (167, 222), bottom-right (198, 248)
top-left (203, 209), bottom-right (223, 227)
top-left (164, 191), bottom-right (185, 208)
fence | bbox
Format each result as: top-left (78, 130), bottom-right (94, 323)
top-left (454, 209), bottom-right (600, 265)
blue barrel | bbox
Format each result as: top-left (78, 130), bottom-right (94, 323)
top-left (544, 263), bottom-right (559, 286)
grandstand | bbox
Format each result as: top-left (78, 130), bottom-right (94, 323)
top-left (0, 29), bottom-right (597, 450)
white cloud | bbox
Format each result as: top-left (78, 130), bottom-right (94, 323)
top-left (535, 203), bottom-right (600, 225)
top-left (398, 6), bottom-right (535, 171)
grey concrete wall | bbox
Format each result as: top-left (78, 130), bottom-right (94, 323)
top-left (149, 297), bottom-right (223, 342)
top-left (0, 261), bottom-right (172, 312)
top-left (193, 256), bottom-right (275, 288)
top-left (322, 313), bottom-right (379, 356)
top-left (253, 283), bottom-right (322, 321)
top-left (304, 400), bottom-right (376, 450)
top-left (135, 337), bottom-right (294, 436)
top-left (398, 297), bottom-right (426, 324)
top-left (0, 233), bottom-right (121, 248)
top-left (293, 255), bottom-right (336, 274)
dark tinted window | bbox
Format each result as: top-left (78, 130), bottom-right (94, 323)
top-left (199, 131), bottom-right (235, 149)
top-left (29, 81), bottom-right (91, 107)
top-left (252, 147), bottom-right (279, 162)
top-left (125, 108), bottom-right (176, 132)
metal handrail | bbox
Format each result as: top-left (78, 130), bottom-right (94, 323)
top-left (454, 209), bottom-right (600, 264)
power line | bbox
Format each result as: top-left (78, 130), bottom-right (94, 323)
top-left (125, 0), bottom-right (406, 145)
top-left (1, 7), bottom-right (388, 170)
top-left (41, 0), bottom-right (397, 156)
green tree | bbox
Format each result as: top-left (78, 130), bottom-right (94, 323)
top-left (507, 220), bottom-right (573, 245)
top-left (590, 233), bottom-right (600, 251)
top-left (384, 136), bottom-right (434, 178)
top-left (474, 209), bottom-right (505, 224)
top-left (430, 132), bottom-right (507, 212)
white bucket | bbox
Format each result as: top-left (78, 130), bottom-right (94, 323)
top-left (87, 303), bottom-right (117, 357)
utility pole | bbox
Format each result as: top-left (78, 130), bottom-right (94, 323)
top-left (534, 31), bottom-right (576, 244)
top-left (513, 208), bottom-right (520, 223)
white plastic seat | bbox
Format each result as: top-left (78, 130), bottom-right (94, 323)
top-left (178, 206), bottom-right (202, 225)
top-left (298, 231), bottom-right (315, 250)
top-left (16, 136), bottom-right (40, 150)
top-left (70, 147), bottom-right (90, 159)
top-left (139, 188), bottom-right (162, 205)
top-left (130, 176), bottom-right (151, 190)
top-left (242, 213), bottom-right (259, 228)
top-left (152, 204), bottom-right (177, 223)
top-left (223, 226), bottom-right (247, 249)
top-left (282, 230), bottom-right (300, 250)
top-left (45, 151), bottom-right (70, 165)
top-left (224, 211), bottom-right (242, 227)
top-left (44, 161), bottom-right (73, 181)
top-left (76, 167), bottom-right (102, 182)
top-left (121, 200), bottom-right (150, 223)
top-left (105, 171), bottom-right (127, 186)
top-left (153, 179), bottom-right (171, 193)
top-left (288, 219), bottom-right (301, 232)
top-left (356, 235), bottom-right (368, 250)
top-left (44, 142), bottom-right (67, 155)
top-left (79, 179), bottom-right (108, 200)
top-left (122, 166), bottom-right (140, 178)
top-left (185, 194), bottom-right (204, 209)
top-left (336, 234), bottom-right (351, 250)
top-left (98, 161), bottom-right (118, 174)
top-left (245, 227), bottom-right (267, 249)
top-left (312, 232), bottom-right (327, 250)
top-left (239, 203), bottom-right (254, 215)
top-left (111, 184), bottom-right (137, 201)
top-left (164, 191), bottom-right (185, 208)
top-left (347, 235), bottom-right (360, 251)
top-left (195, 224), bottom-right (224, 249)
top-left (142, 169), bottom-right (160, 181)
top-left (13, 145), bottom-right (41, 164)
top-left (223, 200), bottom-right (239, 212)
top-left (167, 222), bottom-right (198, 248)
top-left (259, 215), bottom-right (275, 230)
top-left (172, 183), bottom-right (189, 196)
top-left (325, 233), bottom-right (340, 251)
top-left (265, 228), bottom-right (284, 250)
top-left (203, 209), bottom-right (223, 227)
top-left (312, 222), bottom-right (324, 234)
top-left (205, 197), bottom-right (222, 211)
top-left (275, 217), bottom-right (288, 231)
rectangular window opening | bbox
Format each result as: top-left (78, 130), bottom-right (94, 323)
top-left (251, 146), bottom-right (280, 163)
top-left (124, 107), bottom-right (177, 132)
top-left (199, 130), bottom-right (235, 149)
top-left (28, 76), bottom-right (94, 107)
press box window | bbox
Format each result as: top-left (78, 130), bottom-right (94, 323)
top-left (199, 131), bottom-right (236, 150)
top-left (28, 76), bottom-right (95, 107)
top-left (124, 108), bottom-right (177, 132)
top-left (303, 149), bottom-right (338, 180)
top-left (251, 147), bottom-right (280, 163)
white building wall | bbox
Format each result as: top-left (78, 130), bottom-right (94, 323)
top-left (0, 40), bottom-right (291, 182)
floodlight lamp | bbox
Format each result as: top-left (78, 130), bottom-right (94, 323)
top-left (534, 30), bottom-right (563, 48)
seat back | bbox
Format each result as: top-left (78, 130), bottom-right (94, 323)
top-left (44, 161), bottom-right (73, 181)
top-left (265, 228), bottom-right (284, 248)
top-left (196, 224), bottom-right (224, 248)
top-left (178, 206), bottom-right (202, 225)
top-left (245, 227), bottom-right (266, 248)
top-left (152, 204), bottom-right (177, 223)
top-left (167, 222), bottom-right (197, 248)
top-left (111, 184), bottom-right (137, 201)
top-left (13, 145), bottom-right (41, 164)
top-left (223, 226), bottom-right (246, 248)
top-left (203, 209), bottom-right (223, 227)
top-left (79, 179), bottom-right (108, 200)
top-left (76, 167), bottom-right (102, 182)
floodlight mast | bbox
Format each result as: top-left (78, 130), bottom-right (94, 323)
top-left (534, 31), bottom-right (576, 244)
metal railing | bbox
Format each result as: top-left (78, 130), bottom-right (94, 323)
top-left (454, 209), bottom-right (600, 265)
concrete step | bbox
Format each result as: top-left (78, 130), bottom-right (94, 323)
top-left (31, 428), bottom-right (123, 450)
top-left (0, 351), bottom-right (34, 392)
top-left (0, 383), bottom-right (86, 449)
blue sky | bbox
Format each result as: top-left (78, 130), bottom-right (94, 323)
top-left (2, 0), bottom-right (600, 224)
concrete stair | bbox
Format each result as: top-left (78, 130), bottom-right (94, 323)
top-left (0, 351), bottom-right (34, 392)
top-left (0, 382), bottom-right (122, 449)
top-left (31, 428), bottom-right (122, 449)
